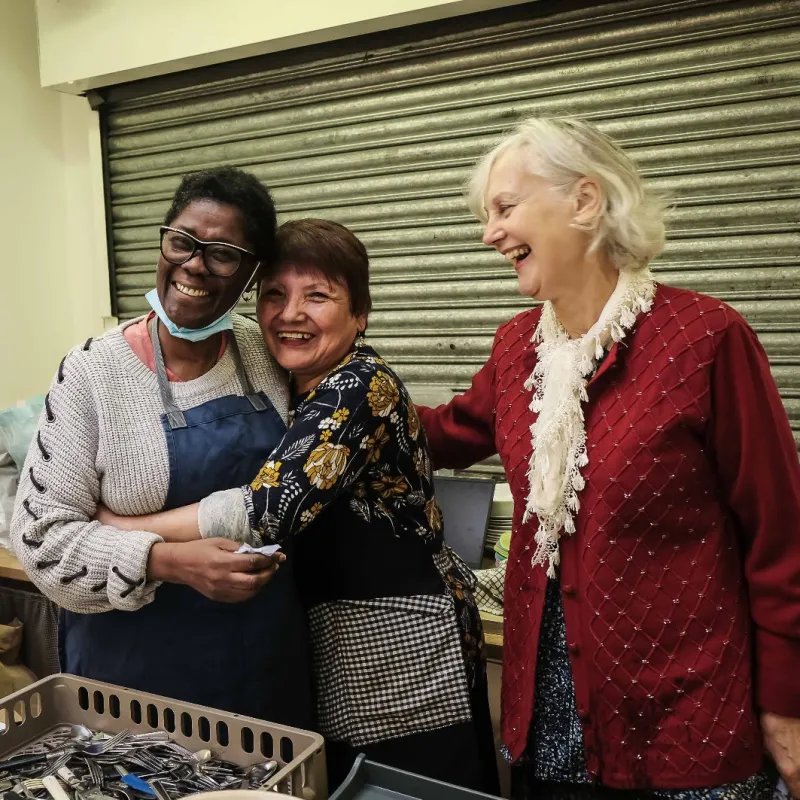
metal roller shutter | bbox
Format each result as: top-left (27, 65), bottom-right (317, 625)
top-left (102, 0), bottom-right (800, 453)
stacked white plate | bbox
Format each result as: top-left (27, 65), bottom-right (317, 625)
top-left (485, 482), bottom-right (513, 551)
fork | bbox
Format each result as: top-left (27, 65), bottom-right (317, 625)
top-left (83, 759), bottom-right (103, 789)
top-left (40, 754), bottom-right (72, 779)
top-left (123, 752), bottom-right (162, 773)
top-left (80, 731), bottom-right (130, 757)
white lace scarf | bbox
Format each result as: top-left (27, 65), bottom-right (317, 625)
top-left (523, 269), bottom-right (656, 577)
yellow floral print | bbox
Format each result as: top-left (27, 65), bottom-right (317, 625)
top-left (375, 498), bottom-right (389, 515)
top-left (320, 429), bottom-right (332, 442)
top-left (304, 442), bottom-right (350, 490)
top-left (320, 408), bottom-right (350, 431)
top-left (367, 372), bottom-right (399, 418)
top-left (448, 576), bottom-right (466, 601)
top-left (360, 423), bottom-right (389, 463)
top-left (352, 481), bottom-right (367, 499)
top-left (413, 448), bottom-right (426, 476)
top-left (300, 502), bottom-right (324, 527)
top-left (251, 460), bottom-right (282, 490)
top-left (371, 474), bottom-right (408, 498)
top-left (408, 404), bottom-right (421, 441)
top-left (425, 497), bottom-right (443, 533)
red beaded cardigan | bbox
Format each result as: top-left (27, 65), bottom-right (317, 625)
top-left (418, 284), bottom-right (800, 790)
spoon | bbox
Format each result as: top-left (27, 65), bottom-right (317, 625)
top-left (192, 750), bottom-right (212, 765)
top-left (69, 726), bottom-right (93, 743)
top-left (246, 760), bottom-right (279, 788)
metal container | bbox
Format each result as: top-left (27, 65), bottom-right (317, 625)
top-left (330, 755), bottom-right (500, 800)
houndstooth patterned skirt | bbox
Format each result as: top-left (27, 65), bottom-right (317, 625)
top-left (308, 592), bottom-right (473, 747)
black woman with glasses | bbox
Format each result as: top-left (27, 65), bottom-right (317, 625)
top-left (11, 167), bottom-right (312, 727)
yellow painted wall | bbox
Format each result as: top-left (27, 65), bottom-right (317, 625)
top-left (0, 0), bottom-right (110, 408)
top-left (36, 0), bottom-right (529, 92)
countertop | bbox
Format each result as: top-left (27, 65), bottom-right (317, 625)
top-left (480, 611), bottom-right (504, 657)
top-left (0, 547), bottom-right (30, 583)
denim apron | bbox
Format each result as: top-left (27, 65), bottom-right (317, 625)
top-left (60, 321), bottom-right (312, 728)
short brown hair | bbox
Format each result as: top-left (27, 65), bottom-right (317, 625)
top-left (274, 219), bottom-right (372, 318)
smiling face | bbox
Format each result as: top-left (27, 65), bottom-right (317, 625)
top-left (482, 150), bottom-right (594, 302)
top-left (257, 264), bottom-right (366, 394)
top-left (156, 199), bottom-right (257, 329)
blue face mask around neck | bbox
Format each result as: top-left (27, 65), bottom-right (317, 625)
top-left (145, 288), bottom-right (234, 343)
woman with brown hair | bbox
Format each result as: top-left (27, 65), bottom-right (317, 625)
top-left (100, 219), bottom-right (500, 794)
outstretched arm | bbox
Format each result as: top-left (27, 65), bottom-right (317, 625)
top-left (105, 356), bottom-right (410, 550)
top-left (95, 504), bottom-right (284, 602)
top-left (199, 356), bottom-right (405, 544)
top-left (96, 502), bottom-right (202, 542)
top-left (415, 324), bottom-right (505, 470)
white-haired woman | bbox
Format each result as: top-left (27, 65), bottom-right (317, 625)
top-left (418, 117), bottom-right (800, 799)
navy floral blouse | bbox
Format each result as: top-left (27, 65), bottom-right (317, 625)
top-left (236, 344), bottom-right (486, 747)
top-left (247, 346), bottom-right (440, 546)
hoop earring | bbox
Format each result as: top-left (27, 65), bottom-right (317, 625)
top-left (241, 288), bottom-right (255, 303)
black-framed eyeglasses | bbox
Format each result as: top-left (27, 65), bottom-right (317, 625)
top-left (159, 226), bottom-right (259, 278)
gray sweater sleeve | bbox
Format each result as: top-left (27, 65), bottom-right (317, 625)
top-left (10, 348), bottom-right (163, 613)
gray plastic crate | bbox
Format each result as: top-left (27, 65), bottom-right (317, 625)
top-left (329, 755), bottom-right (501, 800)
top-left (0, 674), bottom-right (326, 799)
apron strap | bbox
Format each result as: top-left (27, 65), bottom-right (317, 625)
top-left (226, 332), bottom-right (267, 412)
top-left (149, 318), bottom-right (265, 431)
top-left (149, 317), bottom-right (188, 430)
